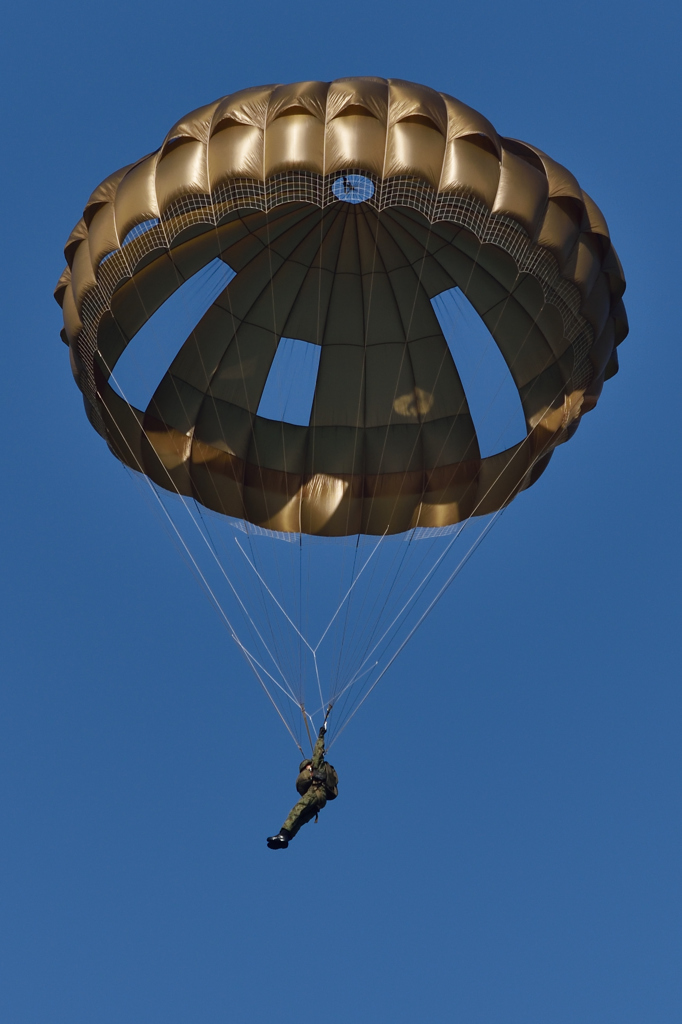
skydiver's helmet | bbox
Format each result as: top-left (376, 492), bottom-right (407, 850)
top-left (298, 758), bottom-right (313, 773)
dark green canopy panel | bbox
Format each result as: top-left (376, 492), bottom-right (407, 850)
top-left (55, 78), bottom-right (627, 536)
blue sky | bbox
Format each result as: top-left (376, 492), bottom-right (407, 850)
top-left (1, 2), bottom-right (680, 1022)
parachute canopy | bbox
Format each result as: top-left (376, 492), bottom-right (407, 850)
top-left (55, 78), bottom-right (627, 537)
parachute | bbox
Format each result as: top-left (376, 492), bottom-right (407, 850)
top-left (55, 78), bottom-right (627, 750)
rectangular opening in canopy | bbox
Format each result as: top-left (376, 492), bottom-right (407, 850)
top-left (432, 287), bottom-right (527, 456)
top-left (110, 257), bottom-right (235, 411)
top-left (257, 336), bottom-right (321, 427)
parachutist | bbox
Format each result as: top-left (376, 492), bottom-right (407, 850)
top-left (267, 725), bottom-right (338, 850)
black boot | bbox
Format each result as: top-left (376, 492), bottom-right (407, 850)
top-left (266, 828), bottom-right (291, 850)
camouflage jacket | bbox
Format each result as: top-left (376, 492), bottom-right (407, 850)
top-left (295, 731), bottom-right (338, 799)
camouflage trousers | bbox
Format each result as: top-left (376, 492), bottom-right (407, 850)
top-left (282, 786), bottom-right (327, 838)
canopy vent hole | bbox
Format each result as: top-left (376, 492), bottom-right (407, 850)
top-left (332, 174), bottom-right (375, 204)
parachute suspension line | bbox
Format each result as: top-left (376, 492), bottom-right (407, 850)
top-left (327, 537), bottom-right (409, 724)
top-left (330, 487), bottom-right (416, 689)
top-left (323, 316), bottom-right (555, 730)
top-left (334, 508), bottom-right (442, 704)
top-left (337, 524), bottom-right (466, 698)
top-left (334, 452), bottom-right (528, 735)
top-left (235, 538), bottom-right (314, 654)
top-left (313, 206), bottom-right (419, 708)
top-left (210, 203), bottom-right (306, 731)
top-left (242, 523), bottom-right (331, 722)
top-left (97, 377), bottom-right (306, 746)
top-left (245, 523), bottom-right (301, 707)
top-left (312, 199), bottom-right (386, 704)
top-left (320, 207), bottom-right (370, 696)
top-left (313, 528), bottom-right (389, 654)
top-left (158, 495), bottom-right (302, 705)
top-left (341, 526), bottom-right (426, 672)
top-left (240, 522), bottom-right (303, 718)
top-left (118, 479), bottom-right (293, 709)
top-left (328, 503), bottom-right (507, 747)
top-left (332, 523), bottom-right (494, 732)
top-left (324, 209), bottom-right (447, 700)
top-left (137, 228), bottom-right (302, 720)
top-left (191, 508), bottom-right (304, 732)
top-left (312, 648), bottom-right (325, 725)
top-left (323, 205), bottom-right (448, 731)
top-left (259, 197), bottom-right (309, 703)
top-left (317, 660), bottom-right (379, 716)
top-left (116, 245), bottom-right (313, 737)
top-left (299, 532), bottom-right (304, 709)
top-left (239, 645), bottom-right (304, 755)
top-left (329, 303), bottom-right (564, 733)
top-left (238, 207), bottom-right (348, 726)
top-left (316, 200), bottom-right (383, 694)
top-left (329, 533), bottom-right (362, 701)
top-left (190, 506), bottom-right (305, 714)
top-left (303, 537), bottom-right (315, 707)
top-left (337, 260), bottom-right (540, 715)
top-left (347, 518), bottom-right (489, 693)
top-left (116, 461), bottom-right (304, 746)
top-left (300, 702), bottom-right (315, 753)
top-left (329, 526), bottom-right (467, 730)
top-left (330, 518), bottom-right (459, 721)
top-left (102, 238), bottom-right (310, 748)
top-left (325, 203), bottom-right (374, 675)
top-left (329, 367), bottom-right (565, 742)
top-left (311, 185), bottom-right (332, 699)
top-left (138, 497), bottom-right (305, 749)
top-left (331, 533), bottom-right (414, 709)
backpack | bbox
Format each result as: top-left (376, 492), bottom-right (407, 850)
top-left (323, 763), bottom-right (339, 800)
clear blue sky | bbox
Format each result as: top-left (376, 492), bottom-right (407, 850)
top-left (1, 2), bottom-right (680, 1022)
